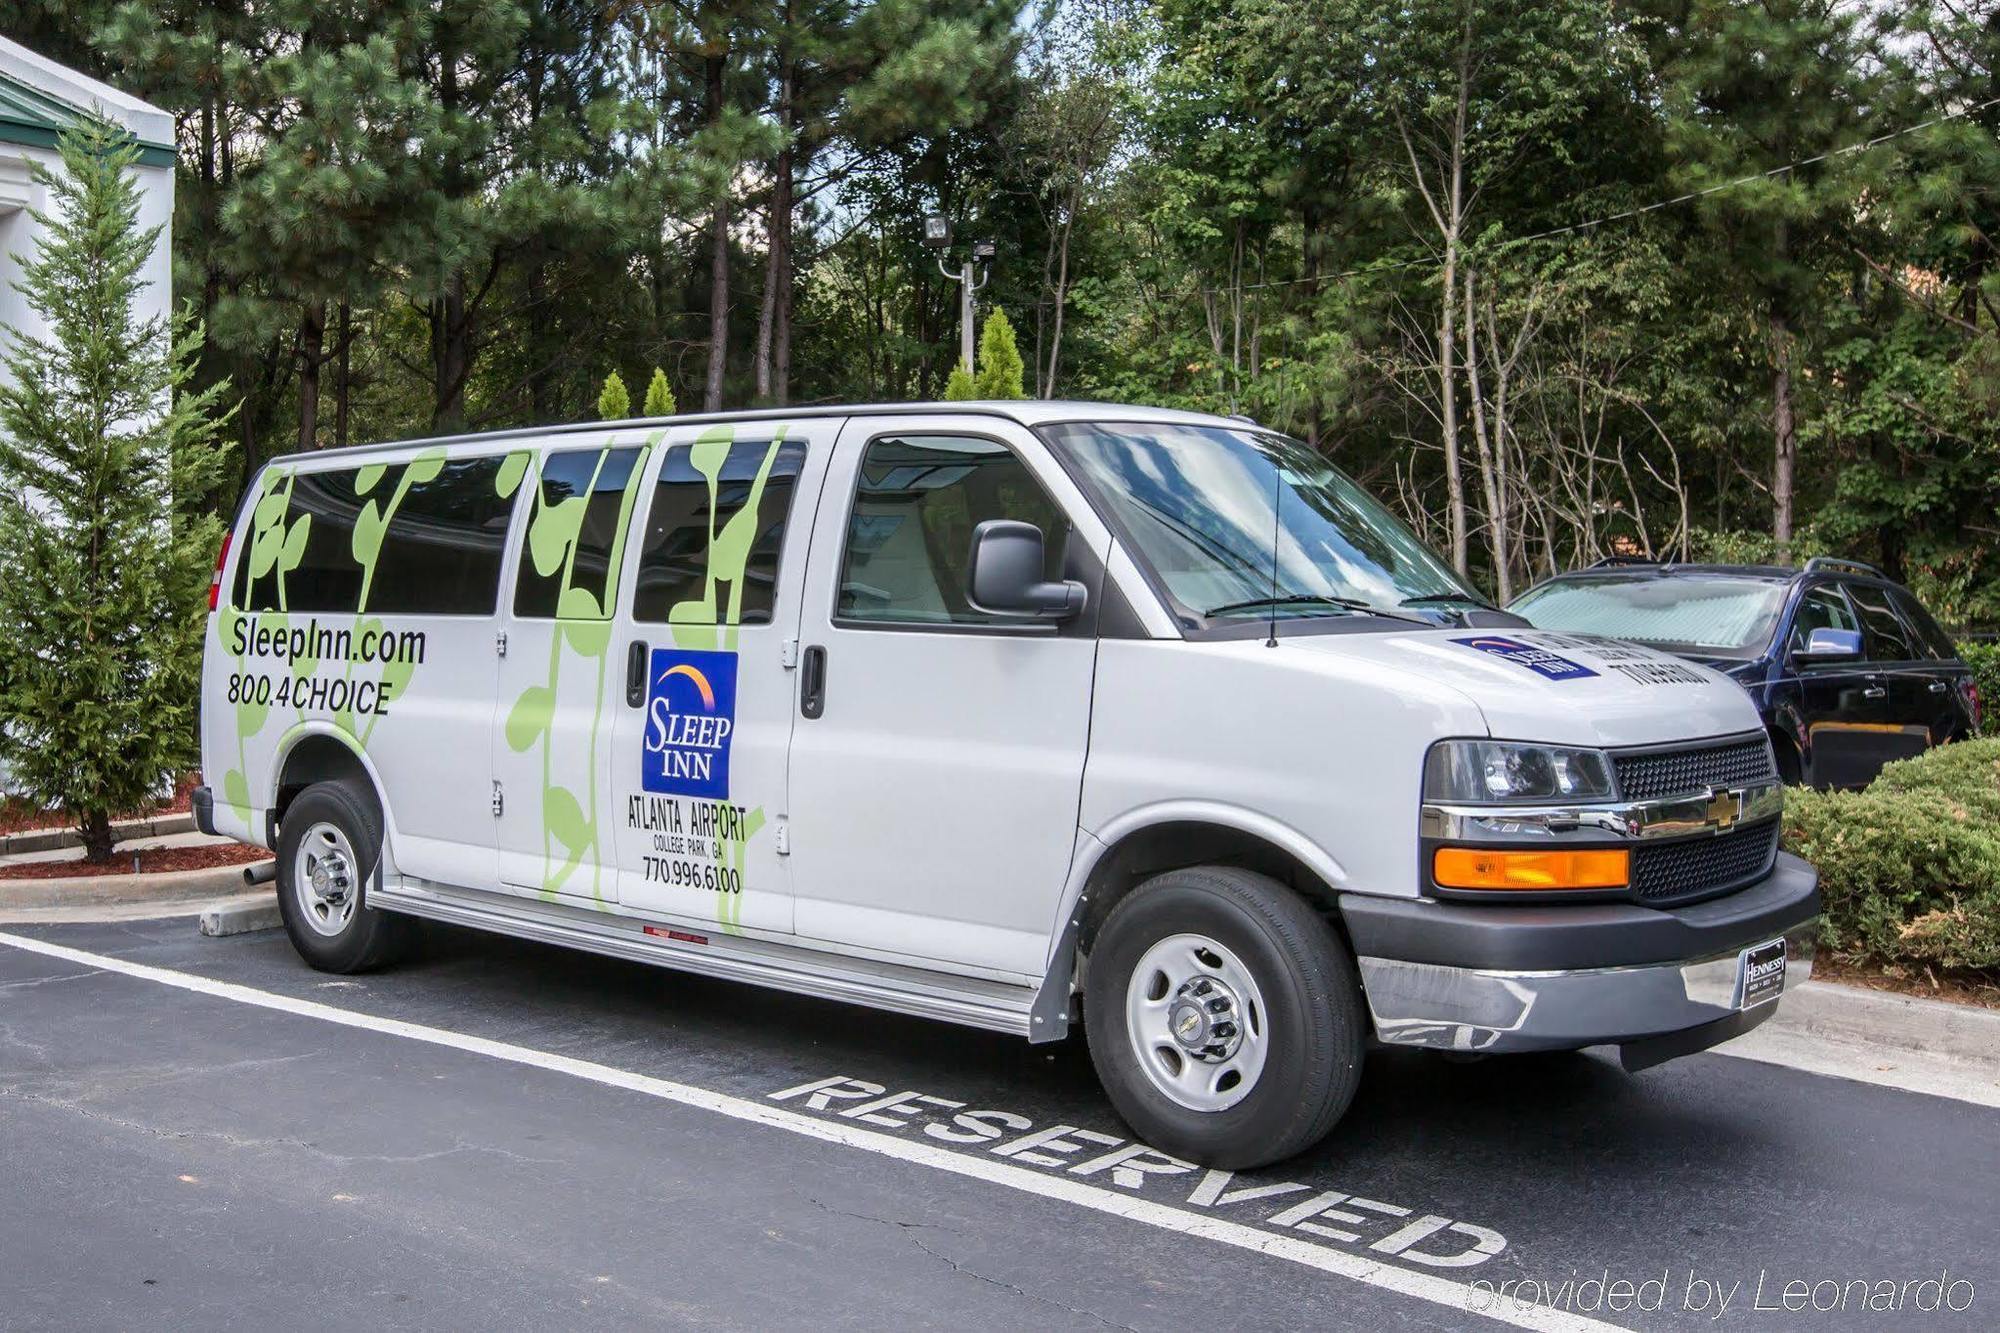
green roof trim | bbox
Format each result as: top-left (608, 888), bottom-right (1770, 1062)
top-left (0, 70), bottom-right (175, 169)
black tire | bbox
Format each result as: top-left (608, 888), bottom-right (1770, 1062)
top-left (275, 781), bottom-right (411, 973)
top-left (1083, 866), bottom-right (1366, 1169)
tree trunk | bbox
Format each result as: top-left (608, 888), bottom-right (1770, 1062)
top-left (298, 301), bottom-right (326, 450)
top-left (1770, 309), bottom-right (1796, 557)
top-left (1438, 245), bottom-right (1467, 577)
top-left (755, 48), bottom-right (795, 405)
top-left (334, 299), bottom-right (352, 448)
top-left (703, 52), bottom-right (729, 414)
top-left (78, 808), bottom-right (114, 865)
top-left (431, 274), bottom-right (470, 433)
top-left (1461, 270), bottom-right (1507, 598)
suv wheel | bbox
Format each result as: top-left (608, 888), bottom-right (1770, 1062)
top-left (1084, 866), bottom-right (1365, 1169)
top-left (276, 781), bottom-right (412, 973)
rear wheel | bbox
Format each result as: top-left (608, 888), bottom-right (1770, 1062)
top-left (1083, 866), bottom-right (1365, 1169)
top-left (276, 781), bottom-right (411, 973)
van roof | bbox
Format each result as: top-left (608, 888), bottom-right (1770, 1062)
top-left (265, 400), bottom-right (1261, 466)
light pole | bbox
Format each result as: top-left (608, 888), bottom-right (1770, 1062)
top-left (923, 214), bottom-right (993, 377)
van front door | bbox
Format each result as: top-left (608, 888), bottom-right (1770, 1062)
top-left (494, 438), bottom-right (651, 904)
top-left (604, 420), bottom-right (829, 936)
top-left (785, 415), bottom-right (1111, 978)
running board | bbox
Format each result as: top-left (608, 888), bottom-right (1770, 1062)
top-left (371, 878), bottom-right (1040, 1039)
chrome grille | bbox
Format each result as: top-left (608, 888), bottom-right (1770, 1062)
top-left (1613, 737), bottom-right (1776, 801)
top-left (1631, 820), bottom-right (1780, 904)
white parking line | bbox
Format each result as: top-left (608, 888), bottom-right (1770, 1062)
top-left (0, 929), bottom-right (1622, 1332)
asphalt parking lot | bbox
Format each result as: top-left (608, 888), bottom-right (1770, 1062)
top-left (1, 915), bottom-right (1993, 1331)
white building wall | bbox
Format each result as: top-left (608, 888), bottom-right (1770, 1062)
top-left (0, 37), bottom-right (175, 376)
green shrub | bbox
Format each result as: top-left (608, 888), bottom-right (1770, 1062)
top-left (1958, 640), bottom-right (1999, 737)
top-left (1783, 738), bottom-right (2000, 970)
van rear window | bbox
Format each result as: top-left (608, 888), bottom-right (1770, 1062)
top-left (234, 454), bottom-right (519, 616)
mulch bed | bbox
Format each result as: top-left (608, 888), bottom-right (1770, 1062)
top-left (0, 842), bottom-right (271, 881)
top-left (1812, 955), bottom-right (2000, 1011)
top-left (0, 776), bottom-right (199, 838)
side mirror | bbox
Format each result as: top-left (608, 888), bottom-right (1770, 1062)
top-left (966, 520), bottom-right (1087, 621)
top-left (1795, 627), bottom-right (1863, 662)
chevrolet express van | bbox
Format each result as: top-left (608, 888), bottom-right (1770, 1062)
top-left (196, 403), bottom-right (1819, 1168)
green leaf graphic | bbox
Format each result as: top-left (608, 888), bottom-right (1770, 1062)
top-left (546, 786), bottom-right (592, 856)
top-left (495, 451), bottom-right (529, 498)
top-left (505, 685), bottom-right (556, 752)
top-left (354, 463), bottom-right (385, 495)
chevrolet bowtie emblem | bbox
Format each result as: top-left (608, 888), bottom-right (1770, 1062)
top-left (1705, 788), bottom-right (1744, 830)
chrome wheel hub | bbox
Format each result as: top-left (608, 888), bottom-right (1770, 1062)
top-left (1126, 933), bottom-right (1269, 1112)
top-left (294, 821), bottom-right (359, 937)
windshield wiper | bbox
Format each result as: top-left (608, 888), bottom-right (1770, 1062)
top-left (1399, 591), bottom-right (1498, 611)
top-left (1203, 593), bottom-right (1425, 624)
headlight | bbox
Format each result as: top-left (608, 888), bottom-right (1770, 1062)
top-left (1424, 740), bottom-right (1614, 805)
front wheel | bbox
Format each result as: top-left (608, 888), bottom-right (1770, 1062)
top-left (276, 781), bottom-right (412, 973)
top-left (1083, 866), bottom-right (1366, 1169)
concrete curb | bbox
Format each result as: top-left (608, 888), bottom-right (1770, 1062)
top-left (0, 811), bottom-right (197, 856)
top-left (199, 894), bottom-right (283, 937)
top-left (0, 858), bottom-right (274, 911)
top-left (1761, 979), bottom-right (2000, 1067)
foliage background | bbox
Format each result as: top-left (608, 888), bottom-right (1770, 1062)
top-left (3, 0), bottom-right (1994, 622)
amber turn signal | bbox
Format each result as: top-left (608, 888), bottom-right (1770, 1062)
top-left (1433, 846), bottom-right (1629, 891)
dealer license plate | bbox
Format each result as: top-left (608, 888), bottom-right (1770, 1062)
top-left (1738, 938), bottom-right (1787, 1009)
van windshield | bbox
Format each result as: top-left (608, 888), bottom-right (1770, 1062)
top-left (1509, 575), bottom-right (1788, 659)
top-left (1043, 421), bottom-right (1477, 627)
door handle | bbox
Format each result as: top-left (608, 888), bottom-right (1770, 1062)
top-left (626, 639), bottom-right (648, 708)
top-left (800, 645), bottom-right (827, 719)
top-left (1862, 684), bottom-right (1887, 700)
top-left (1928, 680), bottom-right (1950, 693)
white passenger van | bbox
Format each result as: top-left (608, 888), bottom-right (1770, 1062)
top-left (197, 403), bottom-right (1818, 1167)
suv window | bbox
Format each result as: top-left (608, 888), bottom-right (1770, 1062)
top-left (837, 434), bottom-right (1067, 626)
top-left (632, 438), bottom-right (807, 625)
top-left (514, 446), bottom-right (645, 620)
top-left (1786, 584), bottom-right (1860, 656)
top-left (1845, 581), bottom-right (1917, 662)
top-left (1886, 586), bottom-right (1958, 661)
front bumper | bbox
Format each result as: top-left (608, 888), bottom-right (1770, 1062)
top-left (1340, 852), bottom-right (1819, 1066)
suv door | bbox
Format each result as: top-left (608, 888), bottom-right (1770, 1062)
top-left (606, 419), bottom-right (831, 936)
top-left (1885, 583), bottom-right (1971, 744)
top-left (1842, 578), bottom-right (1935, 773)
top-left (1783, 582), bottom-right (1881, 788)
top-left (784, 414), bottom-right (1113, 977)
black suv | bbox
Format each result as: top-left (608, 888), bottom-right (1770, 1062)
top-left (1509, 557), bottom-right (1981, 789)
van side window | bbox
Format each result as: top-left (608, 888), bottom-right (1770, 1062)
top-left (238, 468), bottom-right (368, 612)
top-left (1787, 585), bottom-right (1858, 656)
top-left (1845, 581), bottom-right (1916, 662)
top-left (234, 455), bottom-right (520, 616)
top-left (632, 439), bottom-right (806, 625)
top-left (837, 434), bottom-right (1067, 626)
top-left (514, 446), bottom-right (644, 620)
top-left (365, 456), bottom-right (517, 615)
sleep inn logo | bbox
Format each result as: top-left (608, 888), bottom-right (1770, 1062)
top-left (642, 647), bottom-right (738, 800)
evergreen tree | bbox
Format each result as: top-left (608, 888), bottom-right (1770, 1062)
top-left (598, 370), bottom-right (631, 419)
top-left (974, 308), bottom-right (1026, 399)
top-left (0, 119), bottom-right (232, 862)
top-left (943, 363), bottom-right (978, 400)
top-left (643, 366), bottom-right (677, 415)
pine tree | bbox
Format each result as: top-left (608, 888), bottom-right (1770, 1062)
top-left (0, 118), bottom-right (232, 862)
top-left (598, 370), bottom-right (631, 419)
top-left (643, 366), bottom-right (676, 415)
top-left (943, 363), bottom-right (978, 400)
top-left (974, 308), bottom-right (1026, 399)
